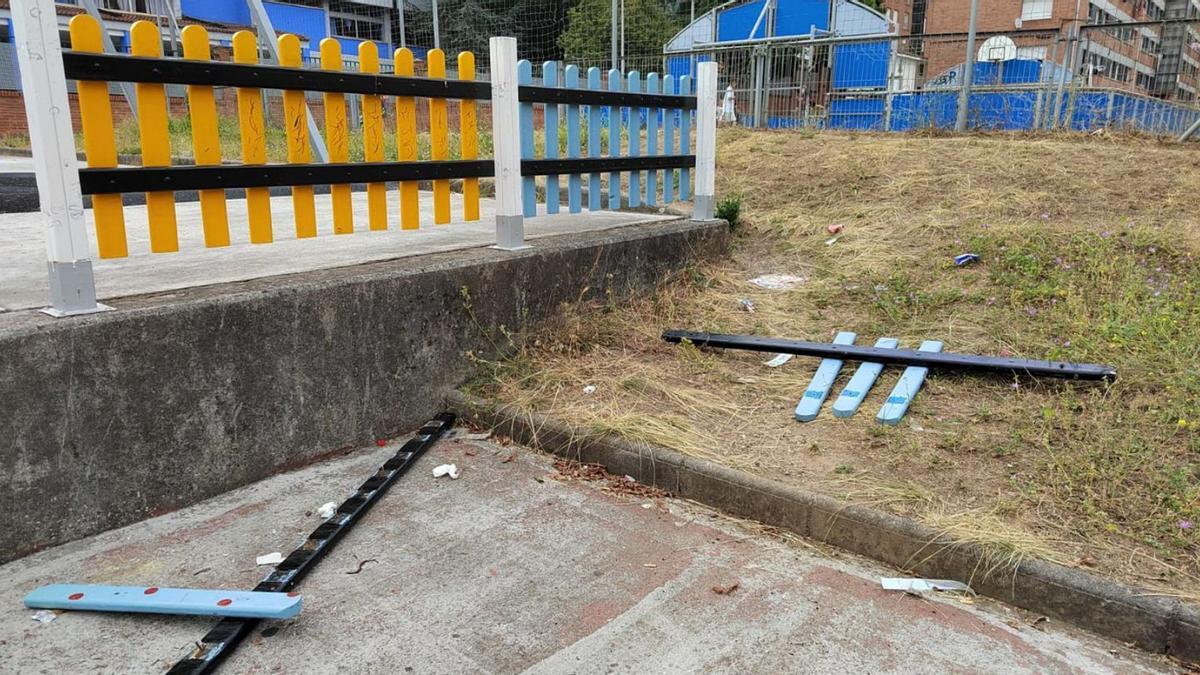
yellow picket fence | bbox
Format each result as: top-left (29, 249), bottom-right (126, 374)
top-left (69, 15), bottom-right (483, 259)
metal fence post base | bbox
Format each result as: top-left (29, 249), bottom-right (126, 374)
top-left (42, 260), bottom-right (112, 317)
top-left (694, 194), bottom-right (714, 221)
top-left (492, 214), bottom-right (530, 251)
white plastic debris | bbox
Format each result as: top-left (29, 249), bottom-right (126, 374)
top-left (764, 354), bottom-right (794, 368)
top-left (749, 274), bottom-right (806, 291)
top-left (317, 502), bottom-right (337, 519)
top-left (433, 464), bottom-right (461, 479)
top-left (880, 578), bottom-right (976, 595)
top-left (256, 552), bottom-right (284, 566)
top-left (738, 298), bottom-right (756, 313)
top-left (31, 610), bottom-right (57, 624)
top-left (583, 385), bottom-right (597, 395)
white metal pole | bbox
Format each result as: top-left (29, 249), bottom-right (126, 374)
top-left (611, 0), bottom-right (618, 70)
top-left (395, 0), bottom-right (406, 48)
top-left (490, 37), bottom-right (528, 251)
top-left (955, 0), bottom-right (979, 132)
top-left (431, 0), bottom-right (440, 50)
top-left (694, 61), bottom-right (718, 221)
top-left (12, 0), bottom-right (109, 315)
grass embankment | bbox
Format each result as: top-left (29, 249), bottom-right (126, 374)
top-left (471, 129), bottom-right (1200, 597)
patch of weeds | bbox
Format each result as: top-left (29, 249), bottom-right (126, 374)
top-left (716, 194), bottom-right (744, 229)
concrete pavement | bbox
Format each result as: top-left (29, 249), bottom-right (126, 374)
top-left (0, 189), bottom-right (677, 311)
top-left (0, 430), bottom-right (1171, 674)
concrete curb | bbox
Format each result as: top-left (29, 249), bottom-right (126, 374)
top-left (449, 393), bottom-right (1200, 664)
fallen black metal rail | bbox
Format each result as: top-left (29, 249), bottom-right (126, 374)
top-left (662, 330), bottom-right (1117, 381)
top-left (166, 412), bottom-right (456, 675)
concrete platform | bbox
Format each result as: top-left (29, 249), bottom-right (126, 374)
top-left (0, 189), bottom-right (678, 311)
top-left (0, 432), bottom-right (1169, 674)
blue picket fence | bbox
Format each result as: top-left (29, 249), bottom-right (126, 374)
top-left (517, 61), bottom-right (695, 217)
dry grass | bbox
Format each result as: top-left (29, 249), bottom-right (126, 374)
top-left (468, 130), bottom-right (1200, 598)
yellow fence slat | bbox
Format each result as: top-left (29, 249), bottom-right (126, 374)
top-left (458, 51), bottom-right (480, 222)
top-left (320, 39), bottom-right (352, 235)
top-left (394, 48), bottom-right (419, 229)
top-left (427, 48), bottom-right (450, 225)
top-left (180, 25), bottom-right (230, 248)
top-left (68, 15), bottom-right (127, 259)
top-left (279, 34), bottom-right (317, 238)
top-left (233, 31), bottom-right (272, 244)
top-left (359, 41), bottom-right (387, 231)
top-left (130, 21), bottom-right (178, 252)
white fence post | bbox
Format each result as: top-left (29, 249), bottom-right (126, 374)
top-left (489, 36), bottom-right (528, 251)
top-left (693, 61), bottom-right (718, 221)
top-left (13, 0), bottom-right (109, 316)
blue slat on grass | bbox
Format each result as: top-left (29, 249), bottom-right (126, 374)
top-left (543, 61), bottom-right (560, 215)
top-left (795, 331), bottom-right (857, 423)
top-left (518, 60), bottom-right (536, 217)
top-left (628, 70), bottom-right (642, 208)
top-left (25, 584), bottom-right (302, 620)
top-left (565, 65), bottom-right (582, 214)
top-left (877, 340), bottom-right (944, 426)
top-left (646, 72), bottom-right (659, 207)
top-left (608, 68), bottom-right (622, 210)
top-left (663, 74), bottom-right (675, 204)
top-left (588, 67), bottom-right (603, 211)
top-left (679, 74), bottom-right (692, 201)
top-left (831, 337), bottom-right (899, 418)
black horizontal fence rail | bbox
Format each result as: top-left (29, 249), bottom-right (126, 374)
top-left (62, 51), bottom-right (493, 100)
top-left (518, 84), bottom-right (697, 109)
top-left (78, 156), bottom-right (696, 194)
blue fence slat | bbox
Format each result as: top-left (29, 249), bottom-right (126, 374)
top-left (543, 61), bottom-right (560, 215)
top-left (877, 340), bottom-right (943, 426)
top-left (608, 68), bottom-right (623, 210)
top-left (662, 74), bottom-right (675, 204)
top-left (565, 65), bottom-right (581, 214)
top-left (679, 74), bottom-right (692, 201)
top-left (24, 584), bottom-right (303, 620)
top-left (831, 337), bottom-right (899, 418)
top-left (646, 72), bottom-right (659, 207)
top-left (518, 60), bottom-right (536, 218)
top-left (795, 332), bottom-right (857, 422)
top-left (588, 67), bottom-right (603, 211)
top-left (628, 71), bottom-right (642, 208)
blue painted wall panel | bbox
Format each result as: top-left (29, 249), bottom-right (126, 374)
top-left (832, 41), bottom-right (889, 89)
top-left (181, 0), bottom-right (250, 26)
top-left (718, 0), bottom-right (767, 41)
top-left (774, 0), bottom-right (829, 36)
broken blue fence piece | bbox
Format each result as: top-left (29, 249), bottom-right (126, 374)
top-left (795, 331), bottom-right (857, 422)
top-left (24, 584), bottom-right (302, 619)
top-left (832, 337), bottom-right (900, 418)
top-left (877, 340), bottom-right (944, 426)
top-left (954, 253), bottom-right (981, 266)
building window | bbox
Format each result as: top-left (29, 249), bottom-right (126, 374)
top-left (1022, 0), bottom-right (1054, 20)
top-left (1136, 71), bottom-right (1156, 90)
top-left (330, 16), bottom-right (384, 42)
top-left (1141, 34), bottom-right (1159, 54)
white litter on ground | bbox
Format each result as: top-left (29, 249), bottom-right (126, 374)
top-left (433, 464), bottom-right (461, 479)
top-left (256, 552), bottom-right (284, 566)
top-left (880, 578), bottom-right (975, 595)
top-left (317, 502), bottom-right (337, 519)
top-left (583, 385), bottom-right (597, 395)
top-left (749, 274), bottom-right (807, 290)
top-left (31, 610), bottom-right (57, 624)
top-left (764, 354), bottom-right (794, 368)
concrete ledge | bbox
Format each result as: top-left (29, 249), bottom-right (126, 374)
top-left (0, 218), bottom-right (729, 563)
top-left (451, 394), bottom-right (1200, 664)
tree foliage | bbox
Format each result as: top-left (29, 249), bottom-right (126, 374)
top-left (558, 0), bottom-right (682, 61)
